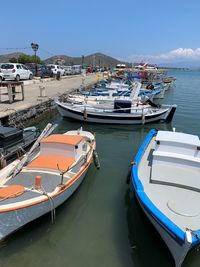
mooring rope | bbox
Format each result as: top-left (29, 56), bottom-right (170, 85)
top-left (40, 186), bottom-right (56, 224)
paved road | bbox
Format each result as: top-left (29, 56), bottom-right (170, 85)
top-left (0, 74), bottom-right (99, 118)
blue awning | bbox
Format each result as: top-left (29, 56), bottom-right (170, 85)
top-left (127, 75), bottom-right (144, 79)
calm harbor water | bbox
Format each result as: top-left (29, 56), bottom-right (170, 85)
top-left (1, 69), bottom-right (200, 267)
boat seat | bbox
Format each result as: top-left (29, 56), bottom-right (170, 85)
top-left (155, 130), bottom-right (200, 148)
top-left (153, 150), bottom-right (200, 164)
top-left (151, 149), bottom-right (200, 191)
top-left (151, 162), bottom-right (200, 192)
top-left (0, 185), bottom-right (25, 198)
top-left (27, 155), bottom-right (75, 172)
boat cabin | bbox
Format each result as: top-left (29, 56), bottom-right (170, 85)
top-left (114, 100), bottom-right (132, 113)
top-left (151, 131), bottom-right (200, 191)
top-left (28, 134), bottom-right (86, 172)
top-left (116, 64), bottom-right (126, 70)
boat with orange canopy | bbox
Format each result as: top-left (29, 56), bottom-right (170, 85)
top-left (0, 126), bottom-right (99, 240)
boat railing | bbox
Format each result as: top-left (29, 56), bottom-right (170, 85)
top-left (161, 104), bottom-right (177, 108)
top-left (89, 105), bottom-right (155, 114)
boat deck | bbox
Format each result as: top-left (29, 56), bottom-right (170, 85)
top-left (0, 170), bottom-right (70, 206)
top-left (5, 171), bottom-right (63, 192)
top-left (138, 137), bottom-right (200, 231)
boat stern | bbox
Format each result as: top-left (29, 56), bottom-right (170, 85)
top-left (164, 104), bottom-right (177, 123)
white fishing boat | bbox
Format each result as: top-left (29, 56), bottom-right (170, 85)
top-left (75, 83), bottom-right (162, 103)
top-left (0, 124), bottom-right (99, 240)
top-left (130, 129), bottom-right (200, 266)
top-left (78, 80), bottom-right (140, 98)
top-left (55, 97), bottom-right (176, 125)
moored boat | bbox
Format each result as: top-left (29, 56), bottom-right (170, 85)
top-left (0, 126), bottom-right (99, 240)
top-left (129, 129), bottom-right (200, 266)
top-left (55, 97), bottom-right (177, 125)
top-left (0, 125), bottom-right (40, 168)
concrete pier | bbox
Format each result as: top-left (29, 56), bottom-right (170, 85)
top-left (0, 74), bottom-right (98, 125)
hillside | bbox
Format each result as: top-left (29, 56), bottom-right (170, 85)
top-left (0, 52), bottom-right (25, 63)
top-left (44, 52), bottom-right (128, 67)
top-left (0, 52), bottom-right (129, 68)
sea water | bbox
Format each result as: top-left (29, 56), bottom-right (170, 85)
top-left (0, 69), bottom-right (200, 267)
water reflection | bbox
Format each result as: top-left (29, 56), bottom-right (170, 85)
top-left (125, 189), bottom-right (173, 267)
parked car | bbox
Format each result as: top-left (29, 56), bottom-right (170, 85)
top-left (72, 65), bottom-right (82, 74)
top-left (0, 70), bottom-right (4, 82)
top-left (63, 65), bottom-right (82, 75)
top-left (63, 66), bottom-right (73, 75)
top-left (0, 63), bottom-right (33, 81)
top-left (26, 64), bottom-right (53, 78)
top-left (47, 64), bottom-right (65, 76)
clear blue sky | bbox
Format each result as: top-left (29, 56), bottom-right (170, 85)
top-left (1, 0), bottom-right (200, 64)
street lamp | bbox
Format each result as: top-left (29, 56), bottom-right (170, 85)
top-left (31, 42), bottom-right (39, 76)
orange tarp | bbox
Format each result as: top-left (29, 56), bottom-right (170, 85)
top-left (41, 134), bottom-right (83, 146)
top-left (28, 155), bottom-right (75, 171)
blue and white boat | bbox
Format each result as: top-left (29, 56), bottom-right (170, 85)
top-left (68, 81), bottom-right (142, 104)
top-left (130, 129), bottom-right (200, 266)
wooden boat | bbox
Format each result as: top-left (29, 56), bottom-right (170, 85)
top-left (0, 126), bottom-right (40, 168)
top-left (55, 97), bottom-right (177, 125)
top-left (0, 125), bottom-right (99, 241)
top-left (129, 129), bottom-right (200, 266)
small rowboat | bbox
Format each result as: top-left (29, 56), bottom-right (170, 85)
top-left (129, 129), bottom-right (200, 266)
top-left (0, 126), bottom-right (99, 240)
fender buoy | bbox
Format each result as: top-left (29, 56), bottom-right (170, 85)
top-left (126, 165), bottom-right (132, 184)
top-left (83, 108), bottom-right (87, 120)
top-left (93, 150), bottom-right (100, 169)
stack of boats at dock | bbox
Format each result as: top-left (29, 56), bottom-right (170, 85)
top-left (55, 75), bottom-right (177, 125)
top-left (2, 65), bottom-right (199, 267)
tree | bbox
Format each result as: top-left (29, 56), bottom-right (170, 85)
top-left (18, 54), bottom-right (30, 64)
top-left (13, 54), bottom-right (42, 64)
top-left (9, 54), bottom-right (42, 64)
top-left (30, 55), bottom-right (41, 64)
top-left (9, 57), bottom-right (18, 63)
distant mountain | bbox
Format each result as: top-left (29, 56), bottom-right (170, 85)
top-left (44, 55), bottom-right (80, 65)
top-left (0, 52), bottom-right (25, 63)
top-left (44, 52), bottom-right (130, 67)
top-left (0, 52), bottom-right (129, 68)
top-left (1, 52), bottom-right (200, 69)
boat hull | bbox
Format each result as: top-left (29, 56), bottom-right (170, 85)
top-left (130, 129), bottom-right (196, 266)
top-left (134, 191), bottom-right (191, 267)
top-left (56, 102), bottom-right (176, 125)
top-left (0, 170), bottom-right (88, 241)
